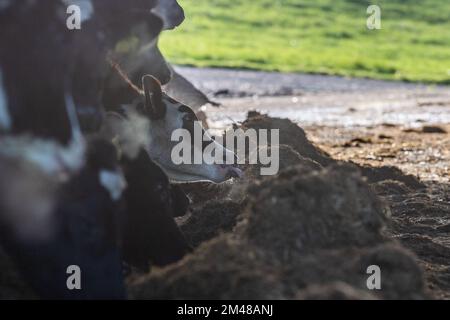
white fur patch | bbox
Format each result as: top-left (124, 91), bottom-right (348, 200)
top-left (0, 68), bottom-right (11, 131)
top-left (99, 169), bottom-right (127, 201)
top-left (0, 135), bottom-right (86, 179)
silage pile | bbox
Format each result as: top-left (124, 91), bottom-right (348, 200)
top-left (128, 112), bottom-right (428, 300)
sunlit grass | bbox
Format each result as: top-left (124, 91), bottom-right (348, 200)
top-left (160, 0), bottom-right (450, 83)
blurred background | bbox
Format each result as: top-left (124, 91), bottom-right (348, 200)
top-left (161, 0), bottom-right (450, 83)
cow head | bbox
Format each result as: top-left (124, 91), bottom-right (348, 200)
top-left (105, 75), bottom-right (243, 183)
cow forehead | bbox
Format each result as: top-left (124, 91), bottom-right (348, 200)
top-left (159, 94), bottom-right (215, 146)
top-left (162, 94), bottom-right (197, 118)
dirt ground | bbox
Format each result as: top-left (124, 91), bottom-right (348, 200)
top-left (130, 68), bottom-right (450, 300)
top-left (129, 112), bottom-right (450, 300)
top-left (307, 124), bottom-right (450, 299)
top-left (303, 124), bottom-right (449, 183)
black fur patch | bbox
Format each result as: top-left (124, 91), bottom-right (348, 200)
top-left (177, 105), bottom-right (214, 150)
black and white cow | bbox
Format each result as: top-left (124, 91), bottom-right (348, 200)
top-left (0, 138), bottom-right (127, 299)
top-left (0, 0), bottom-right (88, 183)
top-left (0, 0), bottom-right (190, 299)
top-left (104, 75), bottom-right (243, 183)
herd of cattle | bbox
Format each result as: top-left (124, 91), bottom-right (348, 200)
top-left (0, 0), bottom-right (241, 299)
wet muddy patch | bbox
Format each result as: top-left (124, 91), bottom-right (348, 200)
top-left (127, 113), bottom-right (449, 300)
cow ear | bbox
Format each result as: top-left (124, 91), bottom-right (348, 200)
top-left (142, 75), bottom-right (166, 120)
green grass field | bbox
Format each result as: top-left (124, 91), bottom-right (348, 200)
top-left (159, 0), bottom-right (450, 84)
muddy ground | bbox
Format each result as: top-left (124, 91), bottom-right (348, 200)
top-left (128, 113), bottom-right (449, 300)
top-left (129, 68), bottom-right (450, 300)
top-left (306, 124), bottom-right (450, 299)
